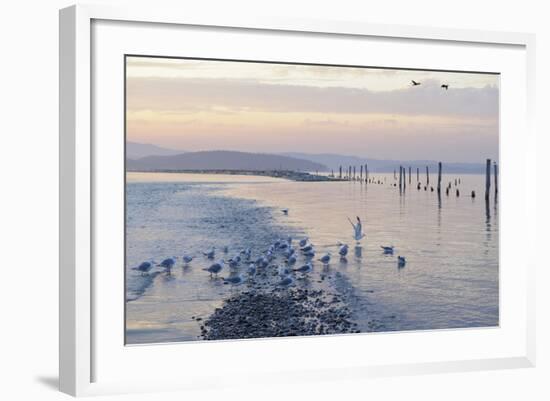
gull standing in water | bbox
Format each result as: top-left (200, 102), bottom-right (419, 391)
top-left (318, 252), bottom-right (331, 266)
top-left (278, 275), bottom-right (294, 287)
top-left (223, 274), bottom-right (243, 286)
top-left (133, 261), bottom-right (153, 275)
top-left (203, 260), bottom-right (224, 278)
top-left (182, 255), bottom-right (193, 265)
top-left (338, 244), bottom-right (349, 257)
top-left (397, 256), bottom-right (406, 267)
top-left (203, 248), bottom-right (216, 259)
top-left (348, 216), bottom-right (365, 244)
top-left (299, 237), bottom-right (309, 247)
top-left (294, 262), bottom-right (312, 273)
top-left (159, 258), bottom-right (176, 271)
top-left (286, 254), bottom-right (297, 265)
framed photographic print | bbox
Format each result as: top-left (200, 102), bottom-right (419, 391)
top-left (60, 4), bottom-right (536, 397)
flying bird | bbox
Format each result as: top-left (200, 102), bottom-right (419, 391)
top-left (411, 80), bottom-right (421, 86)
top-left (281, 208), bottom-right (289, 215)
top-left (381, 246), bottom-right (394, 254)
top-left (441, 84), bottom-right (449, 90)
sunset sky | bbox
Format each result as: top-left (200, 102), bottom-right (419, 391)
top-left (126, 56), bottom-right (499, 163)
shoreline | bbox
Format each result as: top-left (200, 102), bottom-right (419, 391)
top-left (127, 169), bottom-right (346, 182)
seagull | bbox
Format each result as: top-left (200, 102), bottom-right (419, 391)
top-left (287, 255), bottom-right (297, 265)
top-left (338, 244), bottom-right (349, 257)
top-left (299, 237), bottom-right (309, 247)
top-left (380, 246), bottom-right (394, 254)
top-left (247, 263), bottom-right (257, 276)
top-left (279, 241), bottom-right (289, 250)
top-left (278, 275), bottom-right (294, 287)
top-left (283, 247), bottom-right (295, 258)
top-left (159, 258), bottom-right (176, 270)
top-left (294, 262), bottom-right (312, 273)
top-left (300, 244), bottom-right (313, 253)
top-left (281, 208), bottom-right (289, 215)
top-left (223, 274), bottom-right (243, 286)
top-left (397, 256), bottom-right (406, 267)
top-left (318, 253), bottom-right (331, 265)
top-left (411, 80), bottom-right (421, 86)
top-left (132, 261), bottom-right (153, 275)
top-left (203, 260), bottom-right (224, 278)
top-left (303, 249), bottom-right (316, 258)
top-left (441, 84), bottom-right (449, 90)
top-left (278, 265), bottom-right (290, 276)
top-left (182, 255), bottom-right (193, 265)
top-left (203, 248), bottom-right (215, 259)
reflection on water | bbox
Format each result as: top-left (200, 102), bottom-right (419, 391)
top-left (126, 172), bottom-right (498, 343)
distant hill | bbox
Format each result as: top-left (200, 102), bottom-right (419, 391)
top-left (126, 150), bottom-right (328, 172)
top-left (126, 142), bottom-right (185, 159)
top-left (281, 152), bottom-right (488, 174)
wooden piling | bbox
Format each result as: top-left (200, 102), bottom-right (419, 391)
top-left (349, 166), bottom-right (352, 181)
top-left (485, 159), bottom-right (491, 201)
top-left (360, 165), bottom-right (363, 181)
top-left (437, 162), bottom-right (442, 195)
top-left (365, 164), bottom-right (368, 182)
top-left (399, 166), bottom-right (402, 191)
top-left (403, 167), bottom-right (406, 190)
top-left (427, 166), bottom-right (431, 185)
top-left (353, 166), bottom-right (356, 180)
top-left (494, 163), bottom-right (498, 197)
top-left (339, 166), bottom-right (342, 179)
top-left (394, 169), bottom-right (396, 180)
top-left (417, 167), bottom-right (419, 182)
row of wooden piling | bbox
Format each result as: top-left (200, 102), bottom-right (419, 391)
top-left (332, 160), bottom-right (499, 201)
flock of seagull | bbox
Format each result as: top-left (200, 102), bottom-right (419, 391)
top-left (132, 225), bottom-right (407, 289)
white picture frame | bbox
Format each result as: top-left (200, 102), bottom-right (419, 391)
top-left (59, 4), bottom-right (536, 397)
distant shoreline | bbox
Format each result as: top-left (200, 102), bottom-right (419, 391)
top-left (126, 169), bottom-right (346, 182)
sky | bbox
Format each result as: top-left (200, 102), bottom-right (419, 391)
top-left (126, 56), bottom-right (499, 163)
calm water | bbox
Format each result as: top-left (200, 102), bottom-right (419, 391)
top-left (125, 172), bottom-right (498, 344)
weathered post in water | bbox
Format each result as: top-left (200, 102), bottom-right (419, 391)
top-left (494, 163), bottom-right (498, 197)
top-left (365, 164), bottom-right (368, 183)
top-left (417, 167), bottom-right (419, 182)
top-left (437, 162), bottom-right (442, 195)
top-left (353, 166), bottom-right (356, 180)
top-left (485, 159), bottom-right (491, 201)
top-left (426, 166), bottom-right (430, 185)
top-left (360, 165), bottom-right (363, 181)
top-left (403, 166), bottom-right (406, 190)
top-left (399, 166), bottom-right (402, 191)
top-left (409, 167), bottom-right (411, 184)
top-left (394, 169), bottom-right (396, 180)
top-left (339, 166), bottom-right (342, 179)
